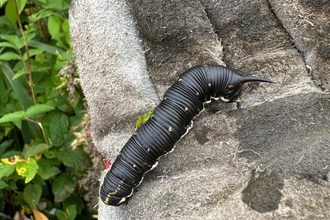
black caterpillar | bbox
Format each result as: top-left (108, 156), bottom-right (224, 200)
top-left (100, 65), bottom-right (272, 206)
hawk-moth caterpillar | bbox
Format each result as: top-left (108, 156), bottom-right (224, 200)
top-left (100, 65), bottom-right (272, 206)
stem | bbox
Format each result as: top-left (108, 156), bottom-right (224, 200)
top-left (29, 3), bottom-right (48, 43)
top-left (25, 118), bottom-right (49, 145)
top-left (13, 0), bottom-right (37, 105)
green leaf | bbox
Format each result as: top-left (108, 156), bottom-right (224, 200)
top-left (13, 193), bottom-right (25, 207)
top-left (52, 173), bottom-right (76, 203)
top-left (0, 61), bottom-right (32, 110)
top-left (12, 59), bottom-right (24, 72)
top-left (0, 140), bottom-right (13, 157)
top-left (56, 204), bottom-right (77, 220)
top-left (28, 40), bottom-right (65, 55)
top-left (25, 104), bottom-right (55, 118)
top-left (5, 0), bottom-right (16, 24)
top-left (0, 179), bottom-right (9, 189)
top-left (12, 68), bottom-right (27, 80)
top-left (0, 51), bottom-right (22, 61)
top-left (63, 196), bottom-right (84, 216)
top-left (135, 109), bottom-right (155, 129)
top-left (16, 157), bottom-right (39, 183)
top-left (0, 41), bottom-right (18, 49)
top-left (50, 113), bottom-right (69, 147)
top-left (22, 48), bottom-right (44, 60)
top-left (0, 105), bottom-right (55, 123)
top-left (62, 18), bottom-right (71, 45)
top-left (56, 94), bottom-right (73, 112)
top-left (37, 165), bottom-right (60, 179)
top-left (41, 0), bottom-right (70, 11)
top-left (0, 0), bottom-right (8, 7)
top-left (0, 88), bottom-right (12, 106)
top-left (0, 110), bottom-right (25, 123)
top-left (55, 147), bottom-right (90, 170)
top-left (66, 204), bottom-right (77, 220)
top-left (43, 149), bottom-right (56, 159)
top-left (23, 183), bottom-right (42, 209)
top-left (4, 0), bottom-right (27, 24)
top-left (1, 150), bottom-right (21, 159)
top-left (45, 78), bottom-right (59, 98)
top-left (48, 15), bottom-right (62, 40)
top-left (55, 210), bottom-right (67, 220)
top-left (22, 143), bottom-right (49, 158)
top-left (0, 72), bottom-right (6, 102)
top-left (62, 19), bottom-right (69, 35)
top-left (30, 61), bottom-right (52, 72)
top-left (16, 0), bottom-right (27, 14)
top-left (0, 35), bottom-right (24, 49)
top-left (29, 9), bottom-right (53, 22)
top-left (0, 162), bottom-right (16, 179)
top-left (25, 31), bottom-right (35, 43)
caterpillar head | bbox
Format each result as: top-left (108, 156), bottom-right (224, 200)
top-left (221, 74), bottom-right (273, 106)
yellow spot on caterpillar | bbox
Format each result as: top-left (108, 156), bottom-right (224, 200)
top-left (108, 190), bottom-right (118, 196)
top-left (235, 97), bottom-right (243, 103)
top-left (208, 83), bottom-right (211, 87)
top-left (147, 148), bottom-right (151, 152)
top-left (228, 84), bottom-right (234, 88)
top-left (168, 127), bottom-right (173, 132)
top-left (133, 164), bottom-right (137, 168)
top-left (185, 107), bottom-right (189, 111)
top-left (104, 189), bottom-right (120, 204)
top-left (196, 91), bottom-right (200, 96)
top-left (178, 78), bottom-right (182, 81)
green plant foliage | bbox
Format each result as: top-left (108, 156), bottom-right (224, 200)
top-left (0, 0), bottom-right (96, 219)
top-left (135, 109), bottom-right (155, 129)
top-left (0, 104), bottom-right (55, 123)
top-left (23, 183), bottom-right (42, 209)
top-left (56, 204), bottom-right (77, 220)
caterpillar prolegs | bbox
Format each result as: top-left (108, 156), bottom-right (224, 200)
top-left (100, 65), bottom-right (272, 206)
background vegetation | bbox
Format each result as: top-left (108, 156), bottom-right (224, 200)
top-left (0, 0), bottom-right (96, 219)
